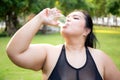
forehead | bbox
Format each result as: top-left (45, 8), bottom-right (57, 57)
top-left (67, 11), bottom-right (85, 18)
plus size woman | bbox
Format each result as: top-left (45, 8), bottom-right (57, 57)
top-left (6, 8), bottom-right (120, 80)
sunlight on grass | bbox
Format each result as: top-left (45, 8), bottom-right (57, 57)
top-left (94, 26), bottom-right (120, 34)
top-left (94, 30), bottom-right (120, 34)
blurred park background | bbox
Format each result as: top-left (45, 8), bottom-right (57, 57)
top-left (0, 0), bottom-right (120, 80)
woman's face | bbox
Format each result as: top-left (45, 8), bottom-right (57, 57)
top-left (61, 11), bottom-right (88, 37)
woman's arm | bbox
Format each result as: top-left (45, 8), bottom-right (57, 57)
top-left (6, 8), bottom-right (59, 70)
top-left (103, 52), bottom-right (120, 80)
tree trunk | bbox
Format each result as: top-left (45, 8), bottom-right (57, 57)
top-left (107, 15), bottom-right (110, 27)
top-left (41, 25), bottom-right (47, 34)
top-left (102, 17), bottom-right (104, 26)
top-left (5, 12), bottom-right (19, 36)
top-left (113, 16), bottom-right (117, 27)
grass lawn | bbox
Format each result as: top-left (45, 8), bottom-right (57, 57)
top-left (0, 26), bottom-right (120, 80)
top-left (94, 27), bottom-right (120, 68)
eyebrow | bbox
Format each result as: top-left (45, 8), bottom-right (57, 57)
top-left (73, 15), bottom-right (82, 18)
top-left (67, 14), bottom-right (84, 19)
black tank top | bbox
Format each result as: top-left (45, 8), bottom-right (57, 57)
top-left (48, 45), bottom-right (103, 80)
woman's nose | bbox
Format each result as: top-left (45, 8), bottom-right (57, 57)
top-left (66, 17), bottom-right (71, 22)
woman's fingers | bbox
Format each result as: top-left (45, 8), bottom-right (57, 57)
top-left (40, 8), bottom-right (62, 26)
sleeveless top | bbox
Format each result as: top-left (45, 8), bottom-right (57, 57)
top-left (48, 45), bottom-right (103, 80)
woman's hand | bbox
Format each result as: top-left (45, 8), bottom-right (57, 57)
top-left (39, 8), bottom-right (61, 26)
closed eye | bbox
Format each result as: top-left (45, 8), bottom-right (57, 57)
top-left (73, 17), bottom-right (80, 20)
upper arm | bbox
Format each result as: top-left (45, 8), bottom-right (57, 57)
top-left (103, 53), bottom-right (120, 80)
top-left (7, 44), bottom-right (48, 71)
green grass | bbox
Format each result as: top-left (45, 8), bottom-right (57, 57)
top-left (0, 33), bottom-right (64, 80)
top-left (94, 26), bottom-right (120, 68)
top-left (0, 26), bottom-right (120, 80)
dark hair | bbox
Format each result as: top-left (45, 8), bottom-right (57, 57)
top-left (75, 10), bottom-right (98, 48)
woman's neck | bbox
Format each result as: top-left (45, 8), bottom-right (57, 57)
top-left (64, 37), bottom-right (86, 51)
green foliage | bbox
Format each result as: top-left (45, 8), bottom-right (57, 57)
top-left (0, 0), bottom-right (56, 36)
top-left (56, 0), bottom-right (88, 15)
top-left (0, 0), bottom-right (29, 20)
top-left (87, 0), bottom-right (120, 17)
top-left (106, 0), bottom-right (120, 16)
top-left (0, 0), bottom-right (55, 18)
top-left (27, 0), bottom-right (56, 14)
top-left (90, 0), bottom-right (107, 17)
top-left (0, 0), bottom-right (120, 36)
top-left (0, 0), bottom-right (120, 20)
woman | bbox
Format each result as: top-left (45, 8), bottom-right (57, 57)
top-left (6, 8), bottom-right (120, 80)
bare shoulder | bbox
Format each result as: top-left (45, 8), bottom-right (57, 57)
top-left (88, 47), bottom-right (115, 64)
top-left (38, 44), bottom-right (63, 52)
top-left (42, 44), bottom-right (63, 58)
top-left (88, 47), bottom-right (115, 66)
top-left (88, 47), bottom-right (106, 59)
top-left (88, 47), bottom-right (120, 80)
top-left (41, 44), bottom-right (64, 78)
top-left (88, 47), bottom-right (116, 59)
top-left (44, 43), bottom-right (63, 49)
top-left (32, 43), bottom-right (63, 58)
top-left (33, 43), bottom-right (63, 51)
top-left (88, 47), bottom-right (105, 78)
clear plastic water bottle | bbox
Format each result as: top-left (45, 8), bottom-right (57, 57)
top-left (57, 14), bottom-right (66, 27)
top-left (47, 8), bottom-right (66, 27)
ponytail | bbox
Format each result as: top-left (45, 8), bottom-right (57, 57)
top-left (85, 32), bottom-right (97, 48)
top-left (78, 10), bottom-right (98, 48)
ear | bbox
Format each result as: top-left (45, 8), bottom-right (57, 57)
top-left (83, 28), bottom-right (91, 37)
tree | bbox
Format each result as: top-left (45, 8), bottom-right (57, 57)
top-left (55, 0), bottom-right (88, 15)
top-left (0, 0), bottom-right (55, 36)
top-left (88, 0), bottom-right (120, 26)
top-left (106, 0), bottom-right (120, 26)
top-left (106, 0), bottom-right (120, 16)
top-left (90, 0), bottom-right (107, 25)
top-left (0, 0), bottom-right (29, 36)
